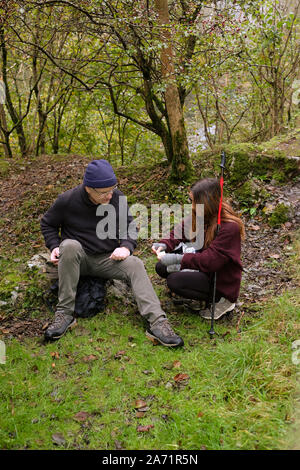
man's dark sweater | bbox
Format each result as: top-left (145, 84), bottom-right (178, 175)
top-left (41, 185), bottom-right (137, 255)
top-left (160, 221), bottom-right (242, 303)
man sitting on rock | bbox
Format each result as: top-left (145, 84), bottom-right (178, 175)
top-left (41, 159), bottom-right (183, 348)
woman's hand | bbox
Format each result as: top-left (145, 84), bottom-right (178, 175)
top-left (152, 242), bottom-right (167, 258)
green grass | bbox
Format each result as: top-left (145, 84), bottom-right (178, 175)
top-left (0, 261), bottom-right (299, 450)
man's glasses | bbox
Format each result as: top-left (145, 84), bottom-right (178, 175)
top-left (91, 185), bottom-right (118, 196)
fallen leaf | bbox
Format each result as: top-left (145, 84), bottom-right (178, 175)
top-left (114, 350), bottom-right (126, 359)
top-left (174, 373), bottom-right (190, 382)
top-left (197, 412), bottom-right (204, 418)
top-left (114, 440), bottom-right (124, 450)
top-left (52, 433), bottom-right (65, 446)
top-left (249, 225), bottom-right (260, 231)
top-left (137, 406), bottom-right (149, 412)
top-left (73, 411), bottom-right (90, 422)
top-left (146, 336), bottom-right (159, 345)
top-left (82, 354), bottom-right (97, 362)
top-left (134, 399), bottom-right (147, 409)
top-left (173, 360), bottom-right (181, 369)
top-left (137, 424), bottom-right (154, 432)
top-left (269, 254), bottom-right (280, 259)
top-left (136, 411), bottom-right (146, 418)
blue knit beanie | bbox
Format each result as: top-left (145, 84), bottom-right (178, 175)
top-left (83, 159), bottom-right (117, 188)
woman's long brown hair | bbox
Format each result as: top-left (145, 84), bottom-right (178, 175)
top-left (190, 178), bottom-right (245, 248)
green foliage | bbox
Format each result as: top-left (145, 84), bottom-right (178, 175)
top-left (0, 160), bottom-right (10, 177)
top-left (1, 0), bottom-right (299, 177)
top-left (0, 254), bottom-right (46, 312)
top-left (268, 203), bottom-right (290, 228)
top-left (190, 0), bottom-right (300, 147)
top-left (235, 177), bottom-right (272, 209)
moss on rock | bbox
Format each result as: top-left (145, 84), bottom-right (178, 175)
top-left (268, 203), bottom-right (290, 227)
top-left (200, 141), bottom-right (299, 188)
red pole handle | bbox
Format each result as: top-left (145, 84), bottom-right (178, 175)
top-left (217, 176), bottom-right (223, 226)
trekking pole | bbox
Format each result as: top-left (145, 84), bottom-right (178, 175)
top-left (209, 150), bottom-right (226, 338)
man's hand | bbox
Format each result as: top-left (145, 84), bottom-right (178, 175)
top-left (110, 247), bottom-right (130, 261)
top-left (50, 247), bottom-right (60, 265)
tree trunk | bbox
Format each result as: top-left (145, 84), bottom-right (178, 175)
top-left (36, 113), bottom-right (47, 155)
top-left (0, 26), bottom-right (28, 157)
top-left (32, 40), bottom-right (47, 156)
top-left (0, 103), bottom-right (12, 158)
top-left (160, 125), bottom-right (173, 163)
top-left (154, 0), bottom-right (192, 183)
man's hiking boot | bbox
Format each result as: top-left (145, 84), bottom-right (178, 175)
top-left (146, 319), bottom-right (184, 347)
top-left (200, 297), bottom-right (235, 320)
top-left (44, 312), bottom-right (76, 341)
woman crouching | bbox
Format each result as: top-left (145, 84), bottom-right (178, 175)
top-left (152, 178), bottom-right (245, 320)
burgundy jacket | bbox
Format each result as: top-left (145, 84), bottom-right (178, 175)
top-left (160, 221), bottom-right (243, 303)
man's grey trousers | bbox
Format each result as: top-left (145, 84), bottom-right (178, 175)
top-left (56, 239), bottom-right (166, 326)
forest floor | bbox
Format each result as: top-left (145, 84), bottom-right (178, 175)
top-left (0, 150), bottom-right (299, 450)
